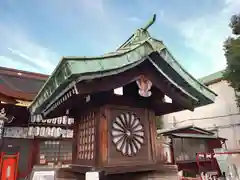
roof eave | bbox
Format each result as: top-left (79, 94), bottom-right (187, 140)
top-left (149, 40), bottom-right (217, 103)
top-left (157, 125), bottom-right (214, 135)
top-left (28, 57), bottom-right (69, 112)
top-left (199, 70), bottom-right (225, 86)
top-left (30, 52), bottom-right (200, 115)
top-left (29, 28), bottom-right (217, 115)
top-left (169, 133), bottom-right (226, 140)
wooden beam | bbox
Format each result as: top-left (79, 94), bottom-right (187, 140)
top-left (0, 93), bottom-right (17, 104)
top-left (75, 61), bottom-right (195, 111)
top-left (76, 67), bottom-right (143, 95)
top-left (141, 62), bottom-right (195, 110)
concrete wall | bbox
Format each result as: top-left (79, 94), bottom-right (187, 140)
top-left (162, 80), bottom-right (240, 150)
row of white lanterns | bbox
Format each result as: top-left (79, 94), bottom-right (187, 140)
top-left (28, 126), bottom-right (73, 138)
top-left (31, 115), bottom-right (74, 125)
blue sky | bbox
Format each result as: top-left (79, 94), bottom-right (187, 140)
top-left (0, 0), bottom-right (239, 78)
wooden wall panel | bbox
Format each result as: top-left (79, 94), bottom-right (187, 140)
top-left (106, 105), bottom-right (152, 166)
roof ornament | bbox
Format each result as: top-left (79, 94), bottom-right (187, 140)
top-left (142, 14), bottom-right (156, 31)
top-left (136, 75), bottom-right (152, 97)
top-left (117, 14), bottom-right (157, 50)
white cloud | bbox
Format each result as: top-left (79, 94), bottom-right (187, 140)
top-left (0, 0), bottom-right (168, 75)
top-left (0, 0), bottom-right (124, 74)
top-left (176, 0), bottom-right (240, 74)
top-left (127, 17), bottom-right (142, 23)
top-left (0, 56), bottom-right (40, 73)
top-left (0, 22), bottom-right (60, 74)
top-left (7, 47), bottom-right (56, 72)
top-left (78, 0), bottom-right (104, 14)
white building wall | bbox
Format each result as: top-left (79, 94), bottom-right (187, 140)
top-left (163, 80), bottom-right (240, 150)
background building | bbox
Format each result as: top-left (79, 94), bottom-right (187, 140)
top-left (0, 66), bottom-right (47, 106)
top-left (0, 66), bottom-right (47, 180)
top-left (163, 70), bottom-right (240, 150)
top-left (157, 125), bottom-right (226, 177)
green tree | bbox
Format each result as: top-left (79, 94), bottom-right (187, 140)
top-left (224, 13), bottom-right (240, 107)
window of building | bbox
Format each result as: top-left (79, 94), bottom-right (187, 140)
top-left (39, 140), bottom-right (72, 164)
top-left (173, 138), bottom-right (208, 161)
top-left (77, 112), bottom-right (96, 161)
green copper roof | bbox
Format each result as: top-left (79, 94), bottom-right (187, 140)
top-left (169, 133), bottom-right (226, 140)
top-left (199, 70), bottom-right (224, 85)
top-left (29, 15), bottom-right (217, 114)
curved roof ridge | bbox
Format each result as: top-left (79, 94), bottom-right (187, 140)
top-left (28, 15), bottom-right (217, 115)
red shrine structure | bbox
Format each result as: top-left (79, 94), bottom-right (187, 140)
top-left (1, 15), bottom-right (219, 180)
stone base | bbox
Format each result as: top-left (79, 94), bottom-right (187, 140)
top-left (105, 165), bottom-right (179, 180)
top-left (139, 166), bottom-right (179, 180)
top-left (140, 170), bottom-right (179, 180)
top-left (55, 165), bottom-right (179, 180)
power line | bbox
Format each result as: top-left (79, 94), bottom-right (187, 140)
top-left (167, 112), bottom-right (240, 125)
top-left (205, 123), bottom-right (240, 130)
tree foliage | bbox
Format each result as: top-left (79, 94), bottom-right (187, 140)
top-left (229, 14), bottom-right (240, 35)
top-left (223, 13), bottom-right (240, 107)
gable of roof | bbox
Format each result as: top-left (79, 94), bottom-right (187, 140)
top-left (0, 66), bottom-right (48, 101)
top-left (157, 125), bottom-right (215, 135)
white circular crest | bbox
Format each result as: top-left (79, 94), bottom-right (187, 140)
top-left (112, 112), bottom-right (144, 156)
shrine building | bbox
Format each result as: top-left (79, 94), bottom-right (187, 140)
top-left (3, 15), bottom-right (218, 180)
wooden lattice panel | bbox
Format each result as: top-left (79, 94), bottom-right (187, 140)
top-left (77, 112), bottom-right (96, 160)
